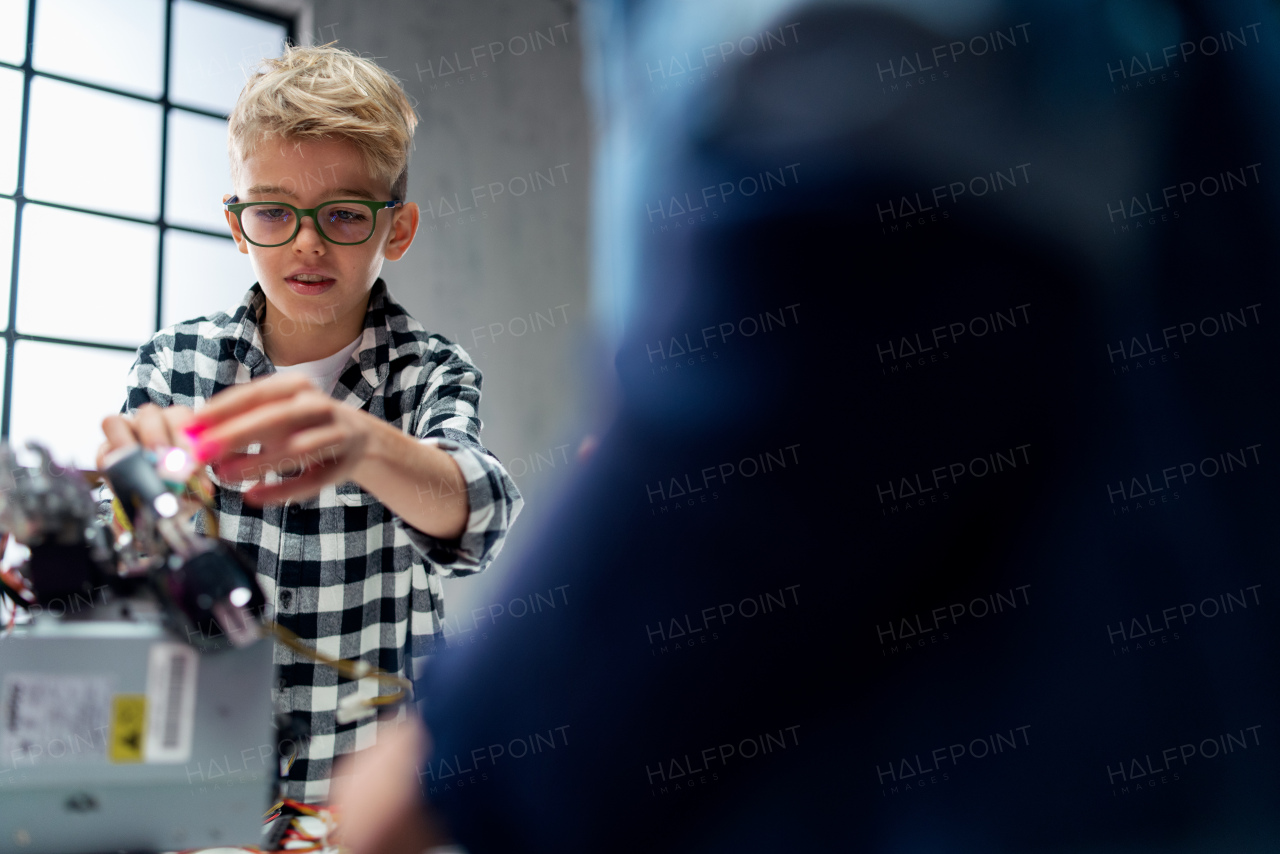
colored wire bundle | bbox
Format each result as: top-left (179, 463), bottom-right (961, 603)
top-left (265, 621), bottom-right (413, 720)
top-left (0, 534), bottom-right (34, 635)
top-left (109, 470), bottom-right (218, 538)
top-left (262, 799), bottom-right (337, 852)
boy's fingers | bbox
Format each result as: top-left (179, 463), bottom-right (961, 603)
top-left (135, 405), bottom-right (181, 450)
top-left (162, 406), bottom-right (198, 440)
top-left (189, 373), bottom-right (315, 430)
top-left (100, 414), bottom-right (141, 454)
top-left (209, 451), bottom-right (258, 482)
top-left (242, 459), bottom-right (342, 506)
top-left (266, 424), bottom-right (349, 474)
top-left (100, 407), bottom-right (200, 473)
top-left (214, 426), bottom-right (347, 482)
top-left (212, 452), bottom-right (281, 483)
top-left (194, 396), bottom-right (333, 464)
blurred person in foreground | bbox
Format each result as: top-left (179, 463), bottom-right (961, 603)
top-left (335, 0), bottom-right (1280, 851)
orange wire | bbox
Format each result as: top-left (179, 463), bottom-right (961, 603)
top-left (282, 798), bottom-right (324, 817)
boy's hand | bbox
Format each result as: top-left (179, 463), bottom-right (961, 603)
top-left (330, 715), bottom-right (452, 854)
top-left (186, 373), bottom-right (468, 536)
top-left (98, 404), bottom-right (201, 471)
top-left (186, 373), bottom-right (371, 505)
top-left (98, 404), bottom-right (212, 523)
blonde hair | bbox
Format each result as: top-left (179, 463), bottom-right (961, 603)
top-left (228, 44), bottom-right (418, 198)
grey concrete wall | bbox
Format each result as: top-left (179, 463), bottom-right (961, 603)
top-left (307, 0), bottom-right (594, 627)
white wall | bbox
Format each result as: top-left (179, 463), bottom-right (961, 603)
top-left (306, 0), bottom-right (596, 625)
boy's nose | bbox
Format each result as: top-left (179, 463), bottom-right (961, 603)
top-left (293, 215), bottom-right (326, 251)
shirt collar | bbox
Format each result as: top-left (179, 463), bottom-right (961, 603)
top-left (212, 278), bottom-right (400, 401)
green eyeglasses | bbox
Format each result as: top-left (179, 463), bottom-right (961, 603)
top-left (224, 197), bottom-right (404, 247)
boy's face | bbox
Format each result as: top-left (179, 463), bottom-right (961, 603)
top-left (223, 136), bottom-right (418, 346)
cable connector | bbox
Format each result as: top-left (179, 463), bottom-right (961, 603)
top-left (262, 813), bottom-right (291, 850)
top-left (336, 693), bottom-right (376, 724)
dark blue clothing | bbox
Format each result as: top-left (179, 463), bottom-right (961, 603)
top-left (417, 0), bottom-right (1280, 850)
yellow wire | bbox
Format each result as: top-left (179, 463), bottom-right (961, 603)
top-left (109, 477), bottom-right (216, 537)
top-left (265, 621), bottom-right (413, 702)
top-left (183, 473), bottom-right (219, 538)
top-left (110, 497), bottom-right (133, 533)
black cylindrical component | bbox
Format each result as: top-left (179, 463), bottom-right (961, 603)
top-left (103, 447), bottom-right (172, 525)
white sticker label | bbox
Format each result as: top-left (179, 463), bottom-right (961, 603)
top-left (144, 643), bottom-right (198, 763)
top-left (1, 673), bottom-right (111, 765)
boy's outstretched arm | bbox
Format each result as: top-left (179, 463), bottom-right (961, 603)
top-left (184, 372), bottom-right (470, 540)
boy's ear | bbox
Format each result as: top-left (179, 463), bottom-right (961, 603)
top-left (223, 196), bottom-right (250, 255)
top-left (382, 202), bottom-right (420, 262)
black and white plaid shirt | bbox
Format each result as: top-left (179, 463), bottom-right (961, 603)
top-left (122, 279), bottom-right (522, 801)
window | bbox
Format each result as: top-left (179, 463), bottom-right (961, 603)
top-left (0, 0), bottom-right (292, 468)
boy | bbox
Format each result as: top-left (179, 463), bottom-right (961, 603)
top-left (96, 44), bottom-right (522, 802)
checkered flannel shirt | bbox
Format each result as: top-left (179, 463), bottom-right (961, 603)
top-left (121, 278), bottom-right (522, 801)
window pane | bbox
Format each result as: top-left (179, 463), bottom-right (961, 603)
top-left (162, 230), bottom-right (252, 328)
top-left (17, 204), bottom-right (157, 347)
top-left (25, 77), bottom-right (161, 219)
top-left (10, 340), bottom-right (137, 470)
top-left (32, 0), bottom-right (164, 97)
top-left (0, 0), bottom-right (28, 65)
top-left (0, 198), bottom-right (12, 328)
top-left (0, 67), bottom-right (21, 195)
top-left (170, 0), bottom-right (287, 115)
top-left (166, 110), bottom-right (231, 231)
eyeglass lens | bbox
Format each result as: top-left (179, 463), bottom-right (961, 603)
top-left (242, 203), bottom-right (375, 245)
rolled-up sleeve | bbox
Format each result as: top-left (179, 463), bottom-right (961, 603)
top-left (122, 341), bottom-right (174, 412)
top-left (394, 345), bottom-right (523, 575)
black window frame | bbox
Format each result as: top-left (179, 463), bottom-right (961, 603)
top-left (0, 0), bottom-right (296, 438)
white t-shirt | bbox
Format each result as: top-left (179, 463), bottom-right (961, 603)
top-left (272, 334), bottom-right (363, 396)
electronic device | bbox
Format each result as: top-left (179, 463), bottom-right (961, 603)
top-left (0, 442), bottom-right (275, 854)
top-left (0, 616), bottom-right (276, 853)
top-left (0, 441), bottom-right (412, 853)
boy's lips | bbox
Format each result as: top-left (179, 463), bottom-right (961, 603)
top-left (285, 275), bottom-right (336, 295)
